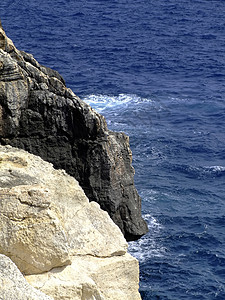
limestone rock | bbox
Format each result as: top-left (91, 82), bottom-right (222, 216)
top-left (26, 253), bottom-right (141, 300)
top-left (0, 21), bottom-right (148, 240)
top-left (0, 145), bottom-right (127, 275)
top-left (0, 145), bottom-right (141, 299)
top-left (0, 254), bottom-right (52, 300)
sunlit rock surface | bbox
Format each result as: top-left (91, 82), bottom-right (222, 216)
top-left (0, 145), bottom-right (141, 299)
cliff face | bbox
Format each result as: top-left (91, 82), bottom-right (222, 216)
top-left (0, 145), bottom-right (141, 300)
top-left (0, 22), bottom-right (148, 241)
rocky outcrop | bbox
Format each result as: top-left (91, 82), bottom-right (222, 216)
top-left (0, 145), bottom-right (127, 274)
top-left (0, 21), bottom-right (148, 241)
top-left (0, 145), bottom-right (141, 299)
top-left (26, 254), bottom-right (139, 300)
top-left (0, 254), bottom-right (53, 300)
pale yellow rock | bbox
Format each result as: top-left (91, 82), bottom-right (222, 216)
top-left (0, 254), bottom-right (53, 300)
top-left (0, 145), bottom-right (127, 275)
top-left (0, 145), bottom-right (141, 299)
top-left (0, 185), bottom-right (71, 274)
top-left (26, 253), bottom-right (141, 300)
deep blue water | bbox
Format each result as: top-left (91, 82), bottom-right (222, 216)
top-left (1, 1), bottom-right (225, 299)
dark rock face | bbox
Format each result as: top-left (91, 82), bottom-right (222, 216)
top-left (0, 23), bottom-right (148, 240)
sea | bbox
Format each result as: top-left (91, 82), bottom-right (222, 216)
top-left (1, 0), bottom-right (225, 299)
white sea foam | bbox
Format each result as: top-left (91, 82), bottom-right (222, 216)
top-left (179, 164), bottom-right (225, 179)
top-left (128, 214), bottom-right (167, 262)
top-left (206, 166), bottom-right (225, 172)
top-left (82, 93), bottom-right (154, 113)
top-left (199, 165), bottom-right (225, 176)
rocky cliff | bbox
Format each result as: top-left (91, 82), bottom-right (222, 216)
top-left (0, 145), bottom-right (141, 300)
top-left (0, 21), bottom-right (148, 241)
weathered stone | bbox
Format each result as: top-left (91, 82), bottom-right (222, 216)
top-left (0, 145), bottom-right (128, 275)
top-left (0, 254), bottom-right (53, 300)
top-left (0, 21), bottom-right (148, 240)
top-left (0, 145), bottom-right (141, 299)
top-left (26, 253), bottom-right (141, 300)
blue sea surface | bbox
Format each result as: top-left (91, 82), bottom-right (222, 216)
top-left (1, 1), bottom-right (225, 299)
